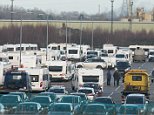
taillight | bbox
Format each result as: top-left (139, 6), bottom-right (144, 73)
top-left (88, 93), bottom-right (94, 96)
top-left (60, 73), bottom-right (65, 76)
top-left (40, 82), bottom-right (43, 87)
top-left (79, 84), bottom-right (83, 87)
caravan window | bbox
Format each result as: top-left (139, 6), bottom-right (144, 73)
top-left (49, 66), bottom-right (62, 72)
top-left (68, 50), bottom-right (78, 54)
top-left (108, 50), bottom-right (113, 53)
top-left (9, 56), bottom-right (13, 60)
top-left (30, 75), bottom-right (39, 82)
top-left (7, 48), bottom-right (14, 51)
top-left (82, 76), bottom-right (99, 82)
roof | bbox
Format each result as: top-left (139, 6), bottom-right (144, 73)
top-left (127, 94), bottom-right (145, 97)
top-left (78, 87), bottom-right (94, 90)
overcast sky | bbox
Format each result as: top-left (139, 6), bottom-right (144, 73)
top-left (0, 0), bottom-right (154, 14)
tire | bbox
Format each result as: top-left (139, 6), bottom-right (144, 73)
top-left (96, 65), bottom-right (103, 69)
top-left (77, 65), bottom-right (83, 68)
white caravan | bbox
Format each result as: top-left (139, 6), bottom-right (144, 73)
top-left (103, 44), bottom-right (117, 56)
top-left (67, 46), bottom-right (83, 61)
top-left (19, 67), bottom-right (50, 91)
top-left (46, 60), bottom-right (75, 80)
top-left (71, 68), bottom-right (104, 91)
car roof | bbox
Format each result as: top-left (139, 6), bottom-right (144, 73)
top-left (79, 87), bottom-right (94, 90)
top-left (95, 96), bottom-right (112, 99)
top-left (127, 94), bottom-right (145, 97)
top-left (70, 92), bottom-right (86, 95)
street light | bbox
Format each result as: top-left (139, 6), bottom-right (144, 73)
top-left (91, 17), bottom-right (94, 50)
top-left (79, 14), bottom-right (83, 61)
top-left (129, 1), bottom-right (133, 31)
top-left (111, 0), bottom-right (114, 37)
top-left (10, 0), bottom-right (14, 23)
top-left (65, 19), bottom-right (68, 59)
top-left (38, 14), bottom-right (49, 61)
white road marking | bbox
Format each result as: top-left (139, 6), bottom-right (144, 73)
top-left (108, 85), bottom-right (121, 97)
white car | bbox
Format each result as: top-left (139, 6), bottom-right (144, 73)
top-left (76, 58), bottom-right (107, 69)
top-left (77, 87), bottom-right (96, 101)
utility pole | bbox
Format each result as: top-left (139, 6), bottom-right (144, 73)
top-left (111, 0), bottom-right (114, 37)
top-left (11, 0), bottom-right (14, 23)
top-left (79, 14), bottom-right (83, 61)
top-left (129, 1), bottom-right (133, 31)
top-left (65, 19), bottom-right (68, 59)
top-left (91, 17), bottom-right (94, 50)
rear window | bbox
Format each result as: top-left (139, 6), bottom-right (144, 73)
top-left (49, 66), bottom-right (62, 72)
top-left (116, 54), bottom-right (125, 58)
top-left (108, 50), bottom-right (113, 53)
top-left (68, 50), bottom-right (78, 54)
top-left (78, 89), bottom-right (92, 94)
top-left (132, 76), bottom-right (142, 81)
top-left (30, 75), bottom-right (39, 82)
top-left (82, 76), bottom-right (99, 82)
top-left (126, 96), bottom-right (144, 104)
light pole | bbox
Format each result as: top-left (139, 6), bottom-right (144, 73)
top-left (65, 19), bottom-right (68, 59)
top-left (91, 17), bottom-right (94, 50)
top-left (10, 0), bottom-right (14, 23)
top-left (38, 14), bottom-right (49, 61)
top-left (79, 14), bottom-right (83, 61)
top-left (19, 14), bottom-right (22, 67)
top-left (129, 1), bottom-right (133, 31)
top-left (111, 0), bottom-right (114, 37)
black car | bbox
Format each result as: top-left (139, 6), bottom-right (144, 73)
top-left (115, 61), bottom-right (131, 77)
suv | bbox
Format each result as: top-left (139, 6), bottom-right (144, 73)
top-left (4, 70), bottom-right (32, 91)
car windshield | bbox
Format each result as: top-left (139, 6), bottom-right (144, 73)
top-left (31, 97), bottom-right (50, 104)
top-left (78, 89), bottom-right (92, 94)
top-left (126, 96), bottom-right (144, 104)
top-left (119, 106), bottom-right (139, 114)
top-left (117, 62), bottom-right (129, 67)
top-left (83, 83), bottom-right (99, 89)
top-left (49, 88), bottom-right (64, 93)
top-left (0, 96), bottom-right (19, 103)
top-left (61, 96), bottom-right (79, 103)
top-left (94, 98), bottom-right (112, 104)
top-left (84, 105), bottom-right (106, 113)
top-left (48, 66), bottom-right (62, 72)
top-left (52, 104), bottom-right (71, 112)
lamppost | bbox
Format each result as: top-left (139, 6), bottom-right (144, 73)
top-left (65, 19), bottom-right (68, 59)
top-left (10, 0), bottom-right (14, 23)
top-left (38, 14), bottom-right (49, 61)
top-left (79, 14), bottom-right (83, 61)
top-left (111, 0), bottom-right (114, 37)
top-left (91, 17), bottom-right (94, 50)
top-left (129, 1), bottom-right (133, 31)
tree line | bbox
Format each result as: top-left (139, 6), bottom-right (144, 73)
top-left (0, 24), bottom-right (154, 48)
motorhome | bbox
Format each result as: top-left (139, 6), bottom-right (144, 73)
top-left (19, 67), bottom-right (50, 91)
top-left (46, 60), bottom-right (75, 81)
top-left (71, 68), bottom-right (104, 91)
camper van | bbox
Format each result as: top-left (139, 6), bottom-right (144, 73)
top-left (103, 44), bottom-right (117, 56)
top-left (71, 68), bottom-right (104, 91)
top-left (46, 60), bottom-right (75, 81)
top-left (20, 67), bottom-right (50, 91)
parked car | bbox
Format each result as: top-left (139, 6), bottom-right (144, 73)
top-left (70, 92), bottom-right (88, 102)
top-left (48, 103), bottom-right (74, 115)
top-left (58, 95), bottom-right (82, 109)
top-left (117, 104), bottom-right (141, 115)
top-left (15, 102), bottom-right (45, 115)
top-left (9, 92), bottom-right (29, 102)
top-left (78, 87), bottom-right (96, 101)
top-left (30, 95), bottom-right (52, 108)
top-left (93, 97), bottom-right (116, 115)
top-left (0, 95), bottom-right (22, 114)
top-left (83, 82), bottom-right (103, 96)
top-left (38, 92), bottom-right (57, 102)
top-left (82, 103), bottom-right (108, 115)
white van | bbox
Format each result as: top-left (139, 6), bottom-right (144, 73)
top-left (19, 67), bottom-right (50, 91)
top-left (71, 68), bottom-right (104, 91)
top-left (46, 60), bottom-right (75, 81)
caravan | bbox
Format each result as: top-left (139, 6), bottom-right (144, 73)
top-left (19, 67), bottom-right (50, 91)
top-left (71, 68), bottom-right (104, 91)
top-left (46, 60), bottom-right (75, 81)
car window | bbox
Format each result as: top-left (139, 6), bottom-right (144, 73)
top-left (126, 96), bottom-right (144, 104)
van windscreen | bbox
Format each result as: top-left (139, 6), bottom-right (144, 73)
top-left (132, 76), bottom-right (142, 81)
top-left (49, 66), bottom-right (62, 72)
top-left (82, 76), bottom-right (99, 82)
top-left (30, 75), bottom-right (39, 82)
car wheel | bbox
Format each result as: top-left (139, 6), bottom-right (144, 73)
top-left (96, 65), bottom-right (103, 69)
top-left (77, 65), bottom-right (83, 68)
